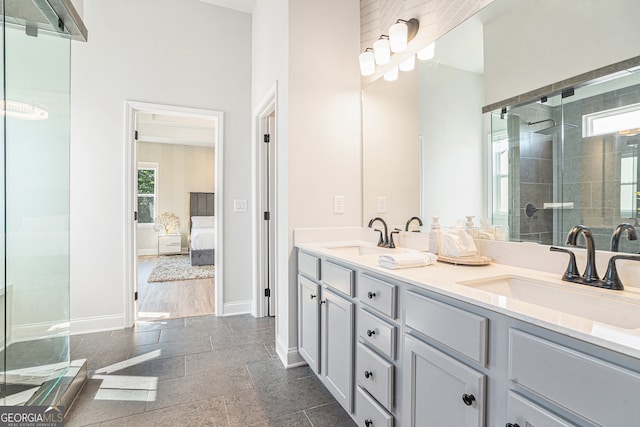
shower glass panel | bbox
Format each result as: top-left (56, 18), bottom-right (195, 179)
top-left (2, 13), bottom-right (71, 405)
top-left (492, 68), bottom-right (640, 253)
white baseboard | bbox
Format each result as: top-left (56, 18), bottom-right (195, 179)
top-left (137, 249), bottom-right (157, 256)
top-left (70, 314), bottom-right (126, 335)
top-left (276, 335), bottom-right (306, 368)
top-left (221, 300), bottom-right (252, 316)
top-left (10, 320), bottom-right (69, 343)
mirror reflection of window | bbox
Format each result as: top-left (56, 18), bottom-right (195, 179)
top-left (492, 133), bottom-right (509, 222)
top-left (620, 154), bottom-right (638, 219)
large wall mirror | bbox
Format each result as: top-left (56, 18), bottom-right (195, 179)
top-left (361, 0), bottom-right (640, 254)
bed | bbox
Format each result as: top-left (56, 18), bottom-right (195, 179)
top-left (189, 192), bottom-right (215, 266)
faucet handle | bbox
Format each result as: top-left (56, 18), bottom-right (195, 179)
top-left (373, 228), bottom-right (385, 247)
top-left (602, 254), bottom-right (640, 291)
top-left (550, 246), bottom-right (580, 282)
top-left (389, 228), bottom-right (401, 249)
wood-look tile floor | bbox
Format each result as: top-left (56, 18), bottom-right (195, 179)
top-left (137, 256), bottom-right (214, 321)
top-left (67, 314), bottom-right (356, 427)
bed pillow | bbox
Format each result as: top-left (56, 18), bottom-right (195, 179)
top-left (191, 216), bottom-right (215, 228)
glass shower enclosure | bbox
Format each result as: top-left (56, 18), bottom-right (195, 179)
top-left (1, 0), bottom-right (86, 407)
top-left (491, 67), bottom-right (640, 253)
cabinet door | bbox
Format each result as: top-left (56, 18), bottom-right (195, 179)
top-left (403, 334), bottom-right (486, 427)
top-left (298, 276), bottom-right (320, 373)
top-left (506, 391), bottom-right (576, 427)
top-left (321, 288), bottom-right (354, 413)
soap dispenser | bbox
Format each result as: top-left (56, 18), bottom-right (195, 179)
top-left (429, 217), bottom-right (441, 254)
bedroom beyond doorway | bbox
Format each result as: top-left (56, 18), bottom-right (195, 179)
top-left (125, 101), bottom-right (224, 323)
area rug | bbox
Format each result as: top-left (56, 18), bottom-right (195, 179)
top-left (147, 255), bottom-right (215, 283)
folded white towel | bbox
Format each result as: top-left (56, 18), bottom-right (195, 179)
top-left (378, 252), bottom-right (437, 269)
top-left (440, 228), bottom-right (477, 257)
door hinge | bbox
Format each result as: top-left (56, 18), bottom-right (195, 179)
top-left (134, 291), bottom-right (138, 301)
top-left (134, 211), bottom-right (138, 221)
top-left (134, 130), bottom-right (139, 140)
top-left (264, 288), bottom-right (271, 297)
top-left (561, 88), bottom-right (575, 99)
top-left (264, 134), bottom-right (270, 143)
top-left (264, 211), bottom-right (270, 220)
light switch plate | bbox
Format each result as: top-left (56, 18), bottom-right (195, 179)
top-left (233, 199), bottom-right (247, 212)
top-left (377, 196), bottom-right (387, 213)
top-left (334, 195), bottom-right (345, 214)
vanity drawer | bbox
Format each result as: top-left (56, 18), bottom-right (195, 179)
top-left (357, 342), bottom-right (394, 410)
top-left (358, 309), bottom-right (396, 359)
top-left (405, 291), bottom-right (487, 366)
top-left (298, 252), bottom-right (320, 281)
top-left (358, 274), bottom-right (397, 319)
top-left (322, 260), bottom-right (354, 296)
top-left (355, 386), bottom-right (393, 427)
top-left (509, 329), bottom-right (640, 427)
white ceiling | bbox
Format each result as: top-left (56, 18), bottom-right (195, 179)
top-left (198, 0), bottom-right (255, 14)
top-left (137, 113), bottom-right (217, 147)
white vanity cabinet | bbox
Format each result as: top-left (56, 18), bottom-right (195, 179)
top-left (354, 273), bottom-right (398, 426)
top-left (403, 290), bottom-right (487, 427)
top-left (298, 275), bottom-right (320, 373)
top-left (505, 391), bottom-right (576, 427)
top-left (321, 287), bottom-right (355, 412)
top-left (297, 252), bottom-right (355, 414)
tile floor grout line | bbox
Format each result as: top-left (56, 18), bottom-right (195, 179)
top-left (303, 409), bottom-right (315, 427)
top-left (223, 395), bottom-right (232, 427)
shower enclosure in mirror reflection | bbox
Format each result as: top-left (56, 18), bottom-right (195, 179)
top-left (1, 6), bottom-right (72, 405)
top-left (491, 70), bottom-right (640, 253)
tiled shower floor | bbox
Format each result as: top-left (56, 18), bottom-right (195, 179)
top-left (67, 314), bottom-right (355, 426)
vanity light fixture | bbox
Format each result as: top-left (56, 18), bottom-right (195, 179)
top-left (373, 35), bottom-right (391, 65)
top-left (359, 48), bottom-right (376, 76)
top-left (384, 66), bottom-right (399, 82)
top-left (389, 18), bottom-right (419, 53)
top-left (399, 54), bottom-right (416, 72)
top-left (417, 41), bottom-right (436, 61)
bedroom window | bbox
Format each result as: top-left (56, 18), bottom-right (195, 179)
top-left (137, 164), bottom-right (157, 225)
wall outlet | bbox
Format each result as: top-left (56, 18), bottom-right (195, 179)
top-left (377, 196), bottom-right (387, 213)
top-left (334, 195), bottom-right (345, 214)
top-left (233, 199), bottom-right (247, 213)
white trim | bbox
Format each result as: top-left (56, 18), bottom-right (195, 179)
top-left (70, 314), bottom-right (126, 335)
top-left (124, 101), bottom-right (224, 326)
top-left (137, 249), bottom-right (157, 256)
top-left (9, 321), bottom-right (69, 343)
top-left (276, 335), bottom-right (306, 368)
top-left (252, 83), bottom-right (278, 318)
top-left (221, 300), bottom-right (252, 316)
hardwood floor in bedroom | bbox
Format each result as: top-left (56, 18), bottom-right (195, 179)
top-left (137, 256), bottom-right (214, 321)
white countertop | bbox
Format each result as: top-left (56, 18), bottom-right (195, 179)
top-left (297, 240), bottom-right (640, 360)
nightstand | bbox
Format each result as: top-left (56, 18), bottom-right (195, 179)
top-left (158, 234), bottom-right (181, 255)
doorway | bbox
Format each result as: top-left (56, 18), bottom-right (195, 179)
top-left (125, 102), bottom-right (224, 325)
top-left (255, 89), bottom-right (277, 317)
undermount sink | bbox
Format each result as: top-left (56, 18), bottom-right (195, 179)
top-left (326, 245), bottom-right (408, 256)
top-left (457, 275), bottom-right (640, 330)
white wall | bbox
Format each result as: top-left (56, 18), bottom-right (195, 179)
top-left (252, 0), bottom-right (362, 366)
top-left (136, 142), bottom-right (214, 253)
top-left (70, 0), bottom-right (252, 332)
top-left (420, 63), bottom-right (484, 226)
top-left (484, 0), bottom-right (640, 106)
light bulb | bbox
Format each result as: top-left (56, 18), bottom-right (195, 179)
top-left (399, 55), bottom-right (415, 72)
top-left (359, 51), bottom-right (375, 76)
top-left (373, 38), bottom-right (391, 65)
top-left (383, 67), bottom-right (398, 82)
top-left (417, 42), bottom-right (435, 61)
top-left (389, 22), bottom-right (408, 53)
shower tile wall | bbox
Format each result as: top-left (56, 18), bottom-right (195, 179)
top-left (558, 83), bottom-right (640, 251)
top-left (512, 103), bottom-right (555, 244)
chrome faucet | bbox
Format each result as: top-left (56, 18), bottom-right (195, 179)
top-left (368, 217), bottom-right (389, 247)
top-left (610, 223), bottom-right (638, 252)
top-left (565, 225), bottom-right (599, 283)
top-left (405, 216), bottom-right (423, 232)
